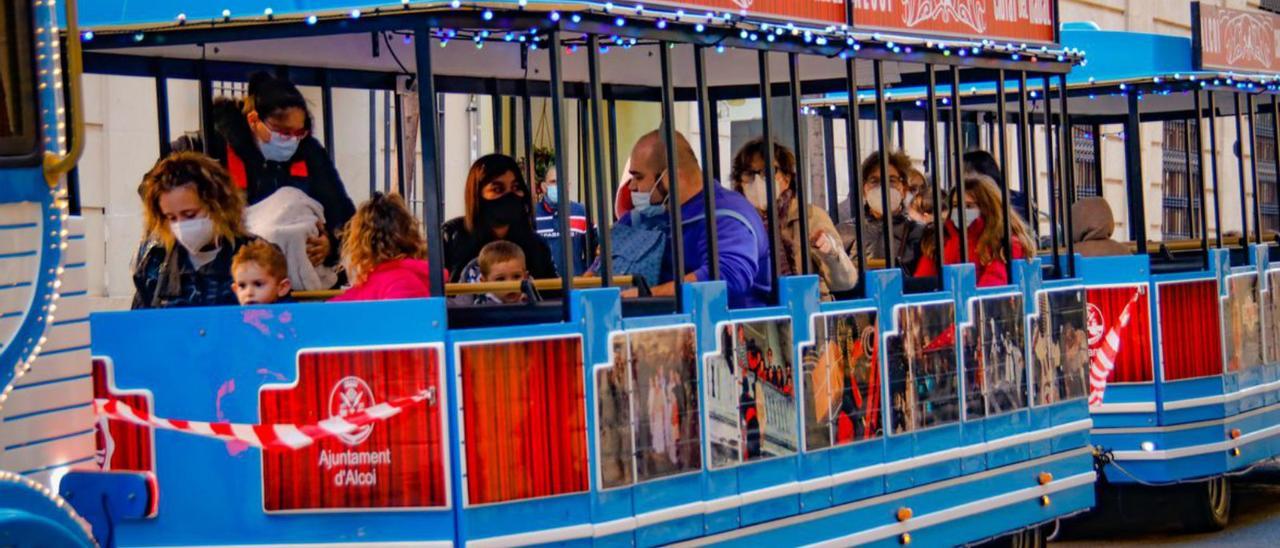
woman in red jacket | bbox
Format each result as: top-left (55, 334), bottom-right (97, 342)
top-left (914, 175), bottom-right (1036, 287)
top-left (331, 193), bottom-right (432, 302)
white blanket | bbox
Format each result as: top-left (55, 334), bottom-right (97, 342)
top-left (245, 187), bottom-right (338, 291)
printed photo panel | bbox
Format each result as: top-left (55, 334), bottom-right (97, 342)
top-left (801, 311), bottom-right (881, 451)
top-left (92, 358), bottom-right (154, 474)
top-left (1268, 271), bottom-right (1280, 364)
top-left (459, 337), bottom-right (588, 505)
top-left (1223, 274), bottom-right (1264, 372)
top-left (1158, 280), bottom-right (1224, 381)
top-left (1031, 289), bottom-right (1090, 405)
top-left (260, 347), bottom-right (447, 512)
top-left (1086, 286), bottom-right (1153, 383)
top-left (706, 319), bottom-right (798, 468)
top-left (887, 302), bottom-right (959, 434)
top-left (961, 295), bottom-right (1028, 420)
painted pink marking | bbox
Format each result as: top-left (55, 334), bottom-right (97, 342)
top-left (215, 379), bottom-right (249, 456)
top-left (241, 309), bottom-right (274, 336)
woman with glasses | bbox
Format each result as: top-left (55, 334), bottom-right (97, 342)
top-left (836, 150), bottom-right (926, 273)
top-left (206, 72), bottom-right (356, 274)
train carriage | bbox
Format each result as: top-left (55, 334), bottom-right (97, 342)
top-left (0, 0), bottom-right (1108, 546)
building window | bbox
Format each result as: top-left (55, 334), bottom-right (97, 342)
top-left (1256, 112), bottom-right (1278, 234)
top-left (1071, 126), bottom-right (1099, 199)
top-left (1162, 120), bottom-right (1200, 240)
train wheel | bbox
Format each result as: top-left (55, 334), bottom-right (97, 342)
top-left (1183, 476), bottom-right (1231, 532)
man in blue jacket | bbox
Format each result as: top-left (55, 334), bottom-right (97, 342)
top-left (535, 166), bottom-right (595, 276)
top-left (619, 130), bottom-right (771, 309)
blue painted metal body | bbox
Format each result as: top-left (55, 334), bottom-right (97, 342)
top-left (82, 258), bottom-right (1094, 545)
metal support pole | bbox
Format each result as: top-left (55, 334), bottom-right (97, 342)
top-left (660, 41), bottom-right (686, 310)
top-left (873, 59), bottom-right (895, 269)
top-left (154, 61), bottom-right (171, 158)
top-left (951, 66), bottom-right (968, 263)
top-left (383, 90), bottom-right (392, 193)
top-left (1042, 75), bottom-right (1060, 272)
top-left (845, 58), bottom-right (867, 287)
top-left (1124, 89), bottom-right (1148, 252)
top-left (521, 77), bottom-right (535, 210)
top-left (368, 90), bottom-right (377, 196)
top-left (760, 50), bottom-right (782, 298)
top-left (587, 35), bottom-right (613, 286)
top-left (1017, 71), bottom-right (1036, 241)
top-left (1194, 90), bottom-right (1211, 266)
top-left (1058, 74), bottom-right (1076, 277)
top-left (1183, 116), bottom-right (1195, 240)
top-left (925, 65), bottom-right (945, 288)
top-left (197, 60), bottom-right (213, 155)
top-left (996, 71), bottom-right (1014, 281)
top-left (1234, 92), bottom-right (1252, 247)
top-left (694, 45), bottom-right (720, 281)
top-left (1272, 94), bottom-right (1280, 239)
top-left (578, 98), bottom-right (596, 265)
top-left (549, 32), bottom-right (574, 319)
top-left (321, 69), bottom-right (335, 160)
top-left (491, 92), bottom-right (503, 154)
top-left (393, 93), bottom-right (406, 195)
top-left (823, 115), bottom-right (840, 221)
top-left (608, 98), bottom-right (620, 196)
top-left (1246, 93), bottom-right (1263, 245)
top-left (1091, 122), bottom-right (1103, 197)
top-left (1208, 91), bottom-right (1224, 247)
top-left (789, 52), bottom-right (812, 274)
top-left (413, 26), bottom-right (445, 298)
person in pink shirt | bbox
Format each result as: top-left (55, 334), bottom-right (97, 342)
top-left (330, 193), bottom-right (432, 302)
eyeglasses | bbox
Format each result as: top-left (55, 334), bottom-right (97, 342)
top-left (865, 175), bottom-right (905, 186)
top-left (263, 119), bottom-right (309, 139)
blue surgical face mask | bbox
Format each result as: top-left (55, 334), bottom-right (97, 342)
top-left (259, 128), bottom-right (301, 163)
top-left (630, 171), bottom-right (667, 217)
top-left (545, 185), bottom-right (559, 205)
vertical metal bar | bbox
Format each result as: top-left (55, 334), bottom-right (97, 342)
top-left (996, 70), bottom-right (1014, 282)
top-left (549, 31), bottom-right (574, 319)
top-left (1017, 71), bottom-right (1035, 241)
top-left (661, 41), bottom-right (686, 310)
top-left (986, 112), bottom-right (996, 152)
top-left (521, 79), bottom-right (535, 207)
top-left (789, 52), bottom-right (813, 274)
top-left (845, 58), bottom-right (867, 285)
top-left (1058, 74), bottom-right (1076, 277)
top-left (873, 59), bottom-right (895, 269)
top-left (1183, 116), bottom-right (1195, 240)
top-left (1234, 92), bottom-right (1252, 247)
top-left (1124, 89), bottom-right (1148, 252)
top-left (579, 98), bottom-right (597, 266)
top-left (1272, 94), bottom-right (1280, 239)
top-left (321, 69), bottom-right (335, 160)
top-left (383, 90), bottom-right (392, 193)
top-left (368, 90), bottom-right (377, 196)
top-left (1091, 122), bottom-right (1103, 197)
top-left (587, 35), bottom-right (613, 286)
top-left (1208, 91), bottom-right (1224, 247)
top-left (709, 93), bottom-right (723, 182)
top-left (507, 97), bottom-right (518, 159)
top-left (695, 45), bottom-right (721, 281)
top-left (608, 98), bottom-right (620, 195)
top-left (154, 61), bottom-right (171, 158)
top-left (197, 60), bottom-right (213, 155)
top-left (760, 50), bottom-right (783, 297)
top-left (413, 26), bottom-right (445, 298)
top-left (492, 92), bottom-right (503, 154)
top-left (823, 115), bottom-right (840, 221)
top-left (925, 65), bottom-right (945, 287)
top-left (1246, 93), bottom-right (1263, 245)
top-left (951, 66), bottom-right (968, 263)
top-left (393, 93), bottom-right (406, 195)
top-left (1042, 75), bottom-right (1060, 270)
top-left (894, 108), bottom-right (905, 151)
top-left (1195, 89), bottom-right (1210, 266)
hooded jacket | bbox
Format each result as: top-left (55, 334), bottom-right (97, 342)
top-left (330, 258), bottom-right (432, 302)
top-left (1071, 197), bottom-right (1130, 257)
top-left (208, 98), bottom-right (355, 266)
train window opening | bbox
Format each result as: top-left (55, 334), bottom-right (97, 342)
top-left (0, 0), bottom-right (37, 159)
top-left (1255, 110), bottom-right (1279, 235)
top-left (1161, 119), bottom-right (1201, 241)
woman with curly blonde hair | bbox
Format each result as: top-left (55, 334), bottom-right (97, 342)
top-left (914, 174), bottom-right (1036, 287)
top-left (331, 192), bottom-right (432, 302)
top-left (132, 152), bottom-right (251, 309)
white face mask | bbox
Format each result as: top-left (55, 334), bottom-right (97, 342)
top-left (171, 217), bottom-right (215, 253)
top-left (865, 186), bottom-right (904, 217)
top-left (951, 207), bottom-right (982, 230)
top-left (259, 129), bottom-right (301, 162)
top-left (743, 174), bottom-right (769, 210)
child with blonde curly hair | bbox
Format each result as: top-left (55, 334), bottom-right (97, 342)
top-left (330, 193), bottom-right (432, 302)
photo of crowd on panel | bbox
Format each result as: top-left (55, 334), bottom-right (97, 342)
top-left (458, 337), bottom-right (588, 505)
top-left (705, 319), bottom-right (798, 468)
top-left (596, 326), bottom-right (701, 489)
top-left (1030, 289), bottom-right (1090, 405)
top-left (1268, 271), bottom-right (1280, 364)
top-left (887, 303), bottom-right (959, 434)
top-left (962, 295), bottom-right (1028, 420)
top-left (801, 311), bottom-right (881, 451)
top-left (1223, 274), bottom-right (1264, 372)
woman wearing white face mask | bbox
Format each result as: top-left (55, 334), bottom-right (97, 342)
top-left (835, 150), bottom-right (927, 273)
top-left (731, 137), bottom-right (857, 300)
top-left (132, 152), bottom-right (252, 309)
top-left (914, 174), bottom-right (1036, 288)
top-left (202, 72), bottom-right (355, 278)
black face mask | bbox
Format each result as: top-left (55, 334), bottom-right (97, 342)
top-left (481, 192), bottom-right (526, 229)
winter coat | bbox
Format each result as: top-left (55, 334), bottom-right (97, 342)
top-left (535, 198), bottom-right (596, 276)
top-left (208, 98), bottom-right (355, 265)
top-left (769, 197), bottom-right (859, 300)
top-left (913, 217), bottom-right (1027, 287)
top-left (441, 216), bottom-right (558, 283)
top-left (131, 236), bottom-right (251, 309)
top-left (834, 201), bottom-right (926, 274)
top-left (1071, 197), bottom-right (1130, 257)
top-left (330, 258), bottom-right (432, 302)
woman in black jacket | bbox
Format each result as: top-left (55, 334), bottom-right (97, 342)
top-left (205, 72), bottom-right (355, 275)
top-left (442, 154), bottom-right (557, 283)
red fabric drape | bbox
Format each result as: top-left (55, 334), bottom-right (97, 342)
top-left (260, 347), bottom-right (445, 511)
top-left (1087, 287), bottom-right (1153, 383)
top-left (92, 359), bottom-right (153, 473)
top-left (1159, 280), bottom-right (1223, 381)
top-left (461, 337), bottom-right (588, 505)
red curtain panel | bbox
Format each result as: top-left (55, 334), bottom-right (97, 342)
top-left (461, 337), bottom-right (588, 505)
top-left (92, 359), bottom-right (154, 473)
top-left (1159, 281), bottom-right (1224, 381)
top-left (260, 347), bottom-right (446, 512)
top-left (1087, 287), bottom-right (1153, 383)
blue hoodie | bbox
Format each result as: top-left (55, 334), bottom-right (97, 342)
top-left (617, 184), bottom-right (771, 309)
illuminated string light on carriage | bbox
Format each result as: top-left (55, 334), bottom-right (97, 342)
top-left (482, 9), bottom-right (493, 21)
top-left (349, 8), bottom-right (361, 19)
top-left (305, 14), bottom-right (317, 25)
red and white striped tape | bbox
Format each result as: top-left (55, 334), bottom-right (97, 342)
top-left (93, 387), bottom-right (435, 451)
